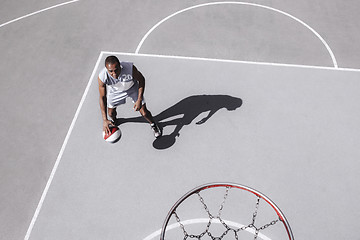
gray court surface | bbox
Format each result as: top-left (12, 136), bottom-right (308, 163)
top-left (1, 1), bottom-right (360, 240)
top-left (26, 53), bottom-right (360, 240)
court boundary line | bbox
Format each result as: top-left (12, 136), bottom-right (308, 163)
top-left (23, 52), bottom-right (104, 240)
top-left (135, 1), bottom-right (338, 68)
top-left (24, 49), bottom-right (359, 239)
top-left (104, 51), bottom-right (360, 72)
top-left (0, 0), bottom-right (80, 29)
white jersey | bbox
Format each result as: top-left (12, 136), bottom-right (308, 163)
top-left (98, 62), bottom-right (136, 98)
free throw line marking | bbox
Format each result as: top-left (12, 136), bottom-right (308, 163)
top-left (135, 1), bottom-right (338, 68)
top-left (24, 49), bottom-right (359, 239)
top-left (0, 0), bottom-right (80, 29)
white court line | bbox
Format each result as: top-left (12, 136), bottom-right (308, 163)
top-left (23, 52), bottom-right (103, 240)
top-left (142, 218), bottom-right (272, 240)
top-left (0, 0), bottom-right (80, 29)
top-left (135, 1), bottom-right (339, 68)
top-left (104, 51), bottom-right (360, 72)
top-left (24, 49), bottom-right (359, 240)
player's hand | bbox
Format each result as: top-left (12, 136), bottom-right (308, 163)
top-left (133, 100), bottom-right (142, 111)
top-left (103, 119), bottom-right (114, 135)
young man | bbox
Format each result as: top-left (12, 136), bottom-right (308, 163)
top-left (98, 55), bottom-right (161, 138)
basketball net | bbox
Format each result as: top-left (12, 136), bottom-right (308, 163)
top-left (160, 183), bottom-right (294, 240)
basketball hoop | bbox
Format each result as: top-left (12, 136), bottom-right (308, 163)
top-left (160, 183), bottom-right (294, 240)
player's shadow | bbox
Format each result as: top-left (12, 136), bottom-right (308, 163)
top-left (116, 94), bottom-right (242, 150)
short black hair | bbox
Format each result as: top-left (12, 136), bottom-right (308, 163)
top-left (105, 55), bottom-right (120, 67)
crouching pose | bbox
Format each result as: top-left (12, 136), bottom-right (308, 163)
top-left (98, 55), bottom-right (161, 138)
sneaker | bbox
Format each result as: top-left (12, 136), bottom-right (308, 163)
top-left (151, 123), bottom-right (162, 138)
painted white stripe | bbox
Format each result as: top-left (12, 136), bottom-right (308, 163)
top-left (0, 0), bottom-right (80, 28)
top-left (142, 218), bottom-right (271, 240)
top-left (103, 51), bottom-right (360, 72)
top-left (23, 48), bottom-right (358, 239)
top-left (134, 1), bottom-right (338, 68)
top-left (23, 52), bottom-right (103, 240)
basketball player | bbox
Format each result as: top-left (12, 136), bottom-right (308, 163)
top-left (98, 55), bottom-right (161, 138)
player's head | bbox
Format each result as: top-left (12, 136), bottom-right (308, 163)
top-left (225, 96), bottom-right (243, 111)
top-left (105, 56), bottom-right (121, 79)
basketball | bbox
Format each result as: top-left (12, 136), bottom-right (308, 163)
top-left (103, 126), bottom-right (121, 143)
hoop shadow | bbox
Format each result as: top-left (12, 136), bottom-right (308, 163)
top-left (116, 94), bottom-right (242, 150)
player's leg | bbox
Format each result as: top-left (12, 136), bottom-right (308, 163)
top-left (107, 107), bottom-right (117, 123)
top-left (127, 84), bottom-right (162, 138)
top-left (107, 96), bottom-right (127, 125)
top-left (140, 104), bottom-right (162, 138)
top-left (139, 104), bottom-right (153, 123)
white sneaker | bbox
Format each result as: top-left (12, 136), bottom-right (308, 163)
top-left (151, 123), bottom-right (162, 138)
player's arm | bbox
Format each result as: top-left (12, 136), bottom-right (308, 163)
top-left (196, 109), bottom-right (216, 125)
top-left (133, 65), bottom-right (145, 111)
top-left (98, 77), bottom-right (112, 134)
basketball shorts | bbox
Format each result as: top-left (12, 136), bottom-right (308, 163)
top-left (107, 83), bottom-right (146, 108)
